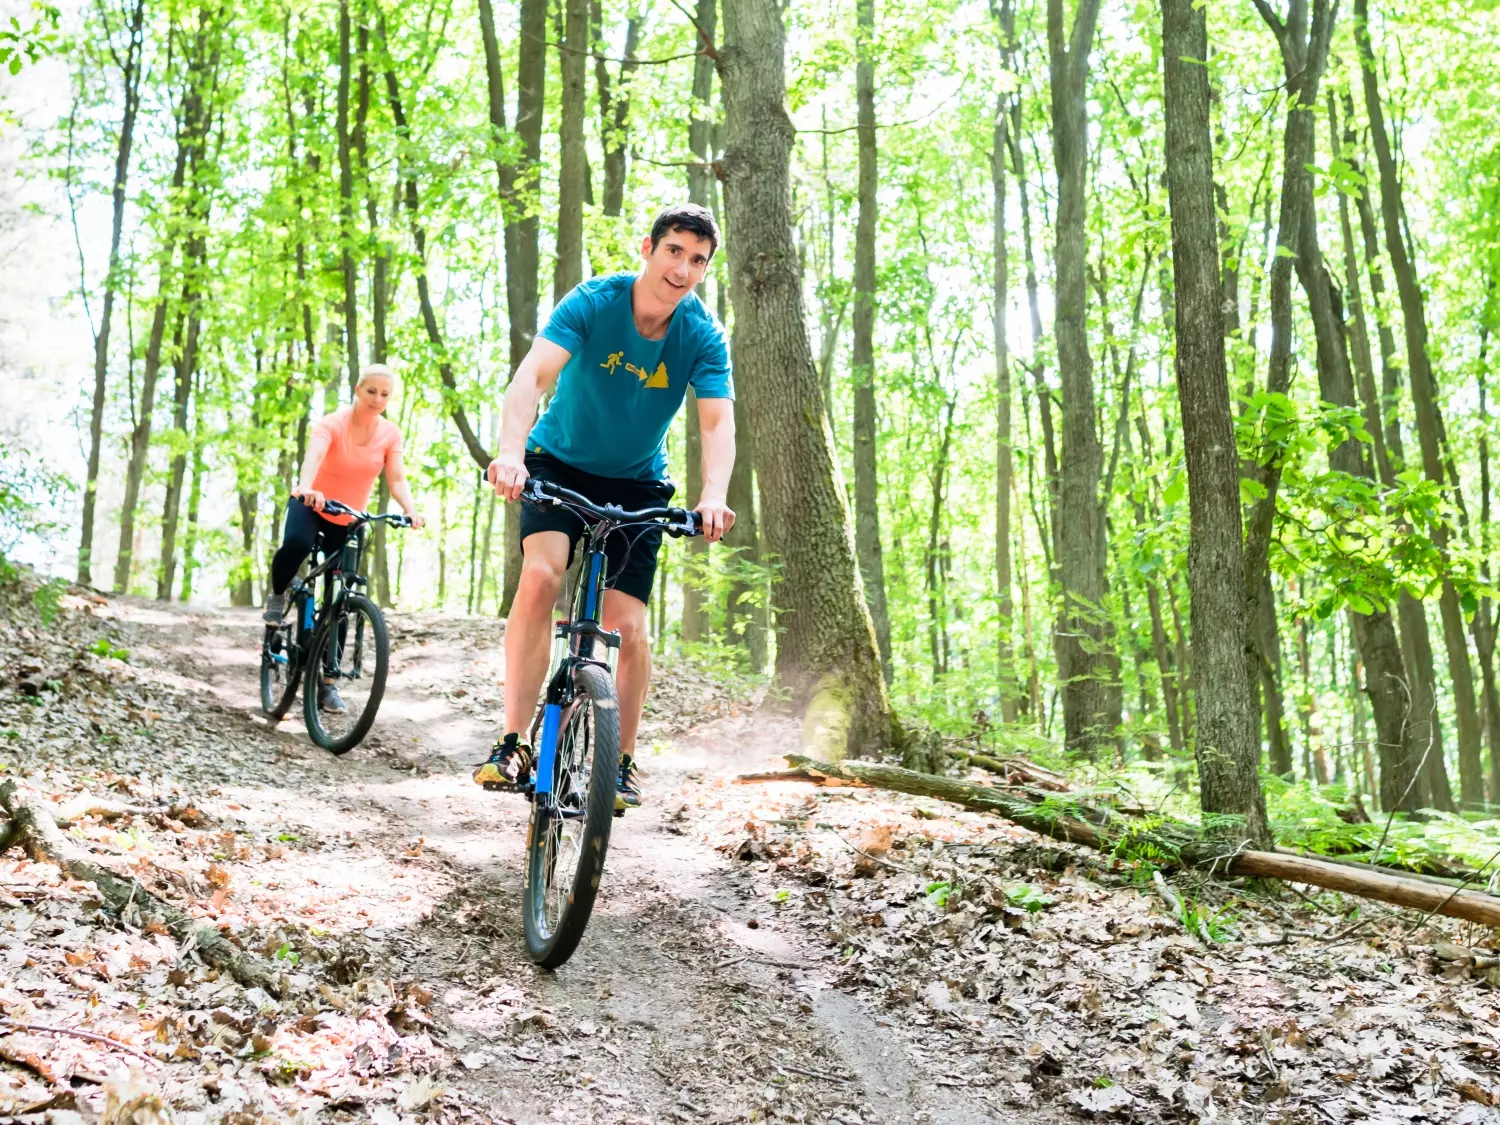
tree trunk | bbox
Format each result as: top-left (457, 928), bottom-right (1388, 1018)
top-left (554, 0), bottom-right (588, 300)
top-left (79, 0), bottom-right (147, 588)
top-left (924, 398), bottom-right (957, 679)
top-left (991, 0), bottom-right (1017, 721)
top-left (1160, 0), bottom-right (1268, 844)
top-left (718, 0), bottom-right (892, 758)
top-left (1354, 0), bottom-right (1482, 808)
top-left (1256, 573), bottom-right (1294, 776)
top-left (850, 0), bottom-right (891, 683)
top-left (725, 390), bottom-right (765, 669)
top-left (115, 13), bottom-right (220, 594)
top-left (336, 0), bottom-right (360, 394)
top-left (1475, 347), bottom-right (1500, 801)
top-left (381, 41), bottom-right (492, 473)
top-left (1046, 0), bottom-right (1111, 758)
top-left (156, 288), bottom-right (203, 600)
top-left (594, 9), bottom-right (642, 216)
top-left (681, 3), bottom-right (716, 644)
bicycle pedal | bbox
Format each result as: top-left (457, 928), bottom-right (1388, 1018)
top-left (613, 808), bottom-right (625, 819)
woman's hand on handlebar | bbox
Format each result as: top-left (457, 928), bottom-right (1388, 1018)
top-left (486, 453), bottom-right (529, 502)
top-left (405, 510), bottom-right (426, 530)
top-left (292, 487), bottom-right (327, 513)
top-left (694, 498), bottom-right (735, 544)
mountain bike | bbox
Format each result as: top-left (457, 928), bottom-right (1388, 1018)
top-left (510, 475), bottom-right (701, 968)
top-left (260, 498), bottom-right (412, 755)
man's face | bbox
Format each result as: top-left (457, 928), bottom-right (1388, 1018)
top-left (640, 228), bottom-right (713, 305)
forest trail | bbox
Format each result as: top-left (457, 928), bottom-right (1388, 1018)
top-left (1, 591), bottom-right (1034, 1124)
top-left (5, 588), bottom-right (1499, 1125)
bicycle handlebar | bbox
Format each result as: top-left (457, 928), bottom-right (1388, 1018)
top-left (478, 472), bottom-right (701, 538)
top-left (307, 496), bottom-right (413, 528)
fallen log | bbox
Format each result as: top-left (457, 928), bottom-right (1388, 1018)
top-left (0, 780), bottom-right (282, 996)
top-left (733, 768), bottom-right (871, 788)
top-left (950, 748), bottom-right (1071, 791)
top-left (781, 756), bottom-right (1500, 931)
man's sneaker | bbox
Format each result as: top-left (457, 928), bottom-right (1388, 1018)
top-left (262, 592), bottom-right (287, 624)
top-left (616, 754), bottom-right (641, 811)
top-left (318, 683), bottom-right (347, 713)
top-left (474, 734), bottom-right (532, 790)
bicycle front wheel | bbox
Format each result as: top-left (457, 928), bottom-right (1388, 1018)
top-left (260, 624), bottom-right (302, 719)
top-left (303, 593), bottom-right (389, 755)
top-left (523, 663), bottom-right (621, 969)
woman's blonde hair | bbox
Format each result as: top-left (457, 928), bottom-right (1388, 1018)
top-left (357, 363), bottom-right (400, 396)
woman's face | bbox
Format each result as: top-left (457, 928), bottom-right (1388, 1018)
top-left (356, 376), bottom-right (393, 414)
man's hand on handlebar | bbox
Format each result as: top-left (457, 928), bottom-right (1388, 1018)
top-left (486, 453), bottom-right (529, 502)
top-left (694, 498), bottom-right (735, 544)
top-left (292, 487), bottom-right (327, 513)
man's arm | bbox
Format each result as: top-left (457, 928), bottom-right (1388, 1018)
top-left (486, 338), bottom-right (572, 501)
top-left (696, 396), bottom-right (736, 543)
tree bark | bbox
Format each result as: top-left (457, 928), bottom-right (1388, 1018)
top-left (1256, 572), bottom-right (1294, 776)
top-left (851, 0), bottom-right (891, 682)
top-left (719, 0), bottom-right (892, 757)
top-left (1046, 0), bottom-right (1111, 757)
top-left (554, 0), bottom-right (588, 300)
top-left (79, 0), bottom-right (147, 588)
top-left (1160, 0), bottom-right (1268, 844)
top-left (991, 0), bottom-right (1018, 721)
top-left (1354, 0), bottom-right (1482, 808)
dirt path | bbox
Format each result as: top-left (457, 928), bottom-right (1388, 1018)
top-left (8, 590), bottom-right (1499, 1125)
top-left (137, 599), bottom-right (1037, 1125)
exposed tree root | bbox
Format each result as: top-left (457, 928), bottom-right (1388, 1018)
top-left (0, 780), bottom-right (282, 996)
top-left (781, 756), bottom-right (1500, 929)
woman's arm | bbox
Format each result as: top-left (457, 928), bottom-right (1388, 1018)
top-left (384, 446), bottom-right (426, 529)
top-left (291, 432), bottom-right (332, 511)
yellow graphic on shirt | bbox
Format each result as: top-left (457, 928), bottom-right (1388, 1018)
top-left (603, 355), bottom-right (672, 390)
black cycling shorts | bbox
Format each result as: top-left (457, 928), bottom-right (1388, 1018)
top-left (518, 450), bottom-right (676, 605)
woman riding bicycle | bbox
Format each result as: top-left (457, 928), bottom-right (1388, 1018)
top-left (263, 364), bottom-right (424, 711)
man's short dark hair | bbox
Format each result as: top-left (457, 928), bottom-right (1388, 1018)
top-left (649, 203), bottom-right (720, 258)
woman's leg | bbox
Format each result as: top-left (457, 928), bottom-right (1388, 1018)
top-left (270, 502), bottom-right (323, 595)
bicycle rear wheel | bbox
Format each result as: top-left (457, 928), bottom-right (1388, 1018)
top-left (303, 593), bottom-right (389, 755)
top-left (260, 623), bottom-right (302, 719)
top-left (522, 663), bottom-right (621, 969)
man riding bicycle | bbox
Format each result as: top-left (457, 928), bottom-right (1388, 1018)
top-left (480, 203), bottom-right (735, 809)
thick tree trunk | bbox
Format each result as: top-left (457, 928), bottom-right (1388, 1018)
top-left (719, 0), bottom-right (892, 758)
top-left (79, 0), bottom-right (147, 588)
top-left (1045, 0), bottom-right (1110, 758)
top-left (554, 0), bottom-right (588, 301)
top-left (681, 3), bottom-right (716, 644)
top-left (1160, 0), bottom-right (1268, 844)
top-left (1354, 0), bottom-right (1482, 808)
top-left (851, 0), bottom-right (891, 682)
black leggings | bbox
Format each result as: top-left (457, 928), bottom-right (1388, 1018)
top-left (270, 501), bottom-right (353, 595)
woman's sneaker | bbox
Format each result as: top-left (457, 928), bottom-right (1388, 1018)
top-left (616, 754), bottom-right (641, 810)
top-left (474, 734), bottom-right (532, 790)
top-left (263, 592), bottom-right (287, 624)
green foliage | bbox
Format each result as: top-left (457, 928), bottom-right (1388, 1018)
top-left (31, 577), bottom-right (66, 626)
top-left (0, 4), bottom-right (59, 75)
top-left (1004, 883), bottom-right (1055, 913)
top-left (88, 637), bottom-right (130, 662)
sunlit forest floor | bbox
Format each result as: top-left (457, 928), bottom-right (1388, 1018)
top-left (0, 583), bottom-right (1496, 1124)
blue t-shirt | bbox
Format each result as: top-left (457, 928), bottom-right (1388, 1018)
top-left (528, 273), bottom-right (734, 481)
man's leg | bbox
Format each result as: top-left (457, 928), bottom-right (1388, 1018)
top-left (503, 531), bottom-right (572, 740)
top-left (602, 589), bottom-right (650, 758)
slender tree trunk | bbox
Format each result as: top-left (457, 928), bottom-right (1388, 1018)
top-left (682, 390), bottom-right (708, 641)
top-left (554, 0), bottom-right (588, 300)
top-left (115, 15), bottom-right (220, 593)
top-left (79, 0), bottom-right (147, 587)
top-left (1354, 0), bottom-right (1482, 808)
top-left (381, 42), bottom-right (492, 473)
top-left (1046, 0), bottom-right (1111, 758)
top-left (924, 398), bottom-right (956, 678)
top-left (157, 285), bottom-right (204, 600)
top-left (725, 390), bottom-right (765, 669)
top-left (851, 0), bottom-right (891, 681)
top-left (594, 8), bottom-right (642, 216)
top-left (719, 0), bottom-right (892, 757)
top-left (336, 0), bottom-right (360, 393)
top-left (992, 90), bottom-right (1016, 718)
top-left (1475, 337), bottom-right (1500, 802)
top-left (179, 371), bottom-right (205, 602)
top-left (1257, 573), bottom-right (1294, 776)
top-left (1161, 0), bottom-right (1268, 843)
